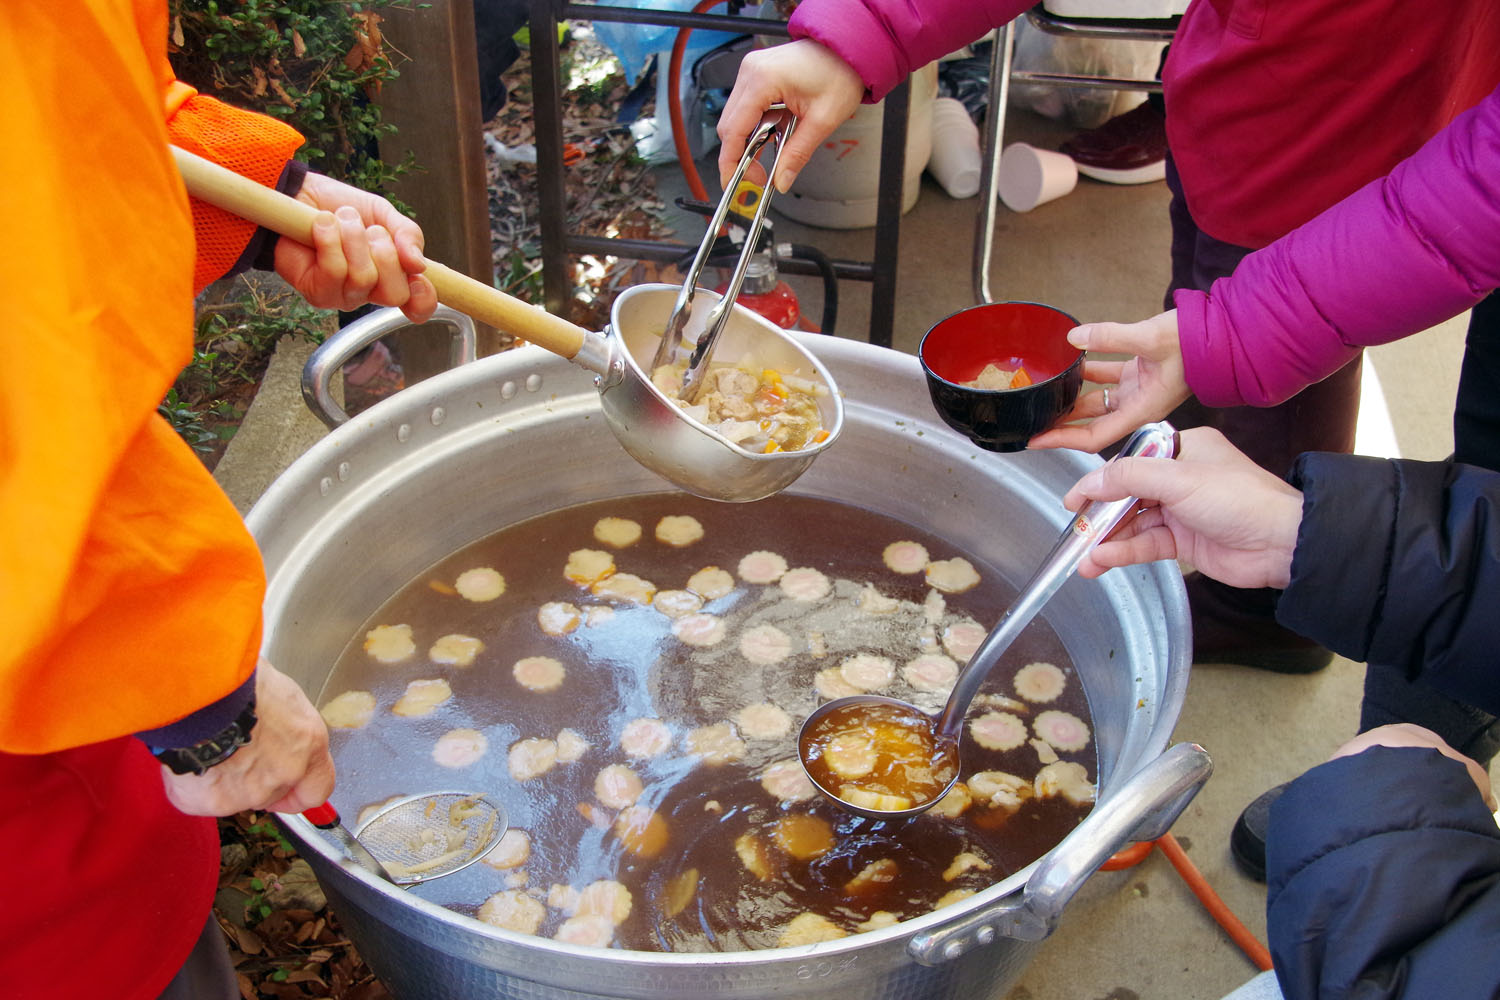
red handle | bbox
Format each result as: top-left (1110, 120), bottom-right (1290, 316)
top-left (303, 801), bottom-right (339, 828)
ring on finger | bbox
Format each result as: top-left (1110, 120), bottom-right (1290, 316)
top-left (1102, 387), bottom-right (1114, 413)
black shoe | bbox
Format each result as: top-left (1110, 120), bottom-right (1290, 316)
top-left (1230, 783), bottom-right (1289, 883)
top-left (1188, 572), bottom-right (1333, 674)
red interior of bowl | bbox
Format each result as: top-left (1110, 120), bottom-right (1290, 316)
top-left (921, 302), bottom-right (1081, 387)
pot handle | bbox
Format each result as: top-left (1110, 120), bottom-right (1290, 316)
top-left (907, 741), bottom-right (1212, 965)
top-left (300, 305), bottom-right (477, 429)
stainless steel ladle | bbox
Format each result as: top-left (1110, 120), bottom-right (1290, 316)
top-left (798, 421), bottom-right (1181, 820)
top-left (171, 146), bottom-right (841, 503)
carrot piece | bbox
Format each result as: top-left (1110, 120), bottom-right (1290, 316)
top-left (1010, 368), bottom-right (1033, 388)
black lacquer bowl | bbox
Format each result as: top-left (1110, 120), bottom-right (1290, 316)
top-left (919, 301), bottom-right (1085, 452)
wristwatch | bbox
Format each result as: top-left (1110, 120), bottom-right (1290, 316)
top-left (152, 701), bottom-right (259, 776)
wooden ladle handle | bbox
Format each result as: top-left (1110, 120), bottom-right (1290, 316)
top-left (171, 146), bottom-right (589, 361)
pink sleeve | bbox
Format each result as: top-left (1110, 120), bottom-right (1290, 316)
top-left (789, 0), bottom-right (1030, 103)
top-left (1176, 85), bottom-right (1500, 408)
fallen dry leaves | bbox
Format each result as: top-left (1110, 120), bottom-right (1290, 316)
top-left (217, 813), bottom-right (391, 999)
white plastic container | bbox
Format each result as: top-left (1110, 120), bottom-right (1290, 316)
top-left (775, 61), bottom-right (938, 229)
top-left (926, 96), bottom-right (982, 199)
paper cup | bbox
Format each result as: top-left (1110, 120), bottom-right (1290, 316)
top-left (998, 143), bottom-right (1079, 212)
top-left (927, 98), bottom-right (982, 198)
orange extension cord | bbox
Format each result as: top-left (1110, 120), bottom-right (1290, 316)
top-left (667, 0), bottom-right (723, 204)
top-left (1103, 834), bottom-right (1274, 972)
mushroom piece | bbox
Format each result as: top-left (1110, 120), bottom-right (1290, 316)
top-left (942, 851), bottom-right (993, 882)
top-left (856, 583), bottom-right (901, 615)
top-left (1035, 760), bottom-right (1096, 805)
top-left (967, 770), bottom-right (1032, 811)
top-left (843, 858), bottom-right (900, 896)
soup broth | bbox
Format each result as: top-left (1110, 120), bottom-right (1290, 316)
top-left (318, 493), bottom-right (1097, 952)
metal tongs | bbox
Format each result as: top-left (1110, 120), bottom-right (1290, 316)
top-left (650, 106), bottom-right (798, 402)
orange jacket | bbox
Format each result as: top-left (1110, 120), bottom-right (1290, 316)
top-left (0, 1), bottom-right (302, 754)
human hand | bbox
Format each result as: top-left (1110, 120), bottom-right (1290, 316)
top-left (1029, 310), bottom-right (1191, 453)
top-left (275, 172), bottom-right (438, 323)
top-left (1331, 724), bottom-right (1497, 811)
top-left (716, 39), bottom-right (864, 193)
top-left (161, 659), bottom-right (335, 817)
top-left (1062, 427), bottom-right (1303, 588)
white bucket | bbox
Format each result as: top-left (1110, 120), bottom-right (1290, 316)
top-left (775, 61), bottom-right (938, 229)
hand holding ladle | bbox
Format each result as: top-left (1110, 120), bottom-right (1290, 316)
top-left (798, 422), bottom-right (1180, 820)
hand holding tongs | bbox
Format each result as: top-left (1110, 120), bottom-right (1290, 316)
top-left (650, 106), bottom-right (798, 402)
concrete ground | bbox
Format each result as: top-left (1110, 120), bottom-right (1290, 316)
top-left (214, 104), bottom-right (1473, 1000)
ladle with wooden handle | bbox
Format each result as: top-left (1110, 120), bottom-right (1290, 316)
top-left (171, 147), bottom-right (840, 503)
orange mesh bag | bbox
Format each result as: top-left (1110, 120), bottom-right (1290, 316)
top-left (166, 92), bottom-right (303, 292)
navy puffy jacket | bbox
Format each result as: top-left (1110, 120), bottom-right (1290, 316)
top-left (1265, 454), bottom-right (1500, 998)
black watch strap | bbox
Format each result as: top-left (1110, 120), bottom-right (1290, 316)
top-left (152, 701), bottom-right (259, 776)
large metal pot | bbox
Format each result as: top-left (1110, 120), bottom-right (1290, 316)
top-left (248, 292), bottom-right (1205, 1000)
